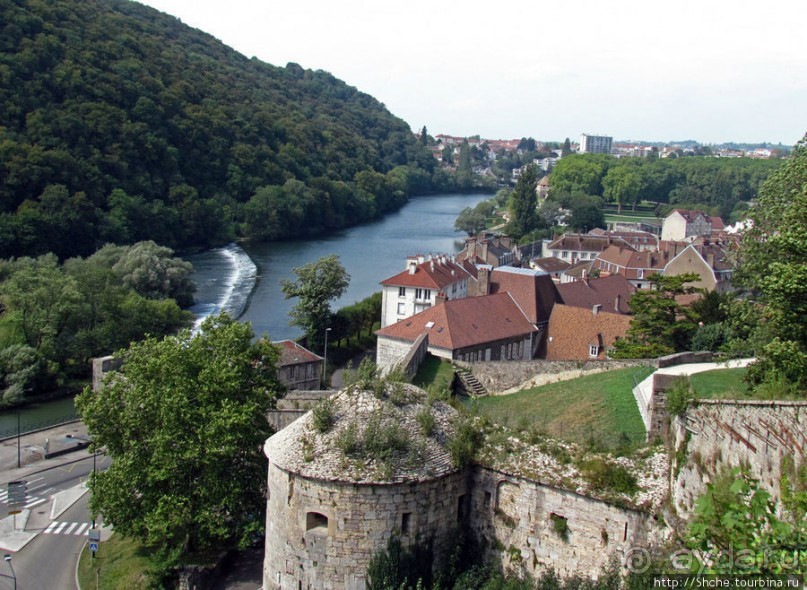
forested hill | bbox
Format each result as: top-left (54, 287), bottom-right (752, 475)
top-left (0, 0), bottom-right (439, 259)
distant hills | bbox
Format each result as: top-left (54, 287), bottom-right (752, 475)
top-left (0, 0), bottom-right (440, 259)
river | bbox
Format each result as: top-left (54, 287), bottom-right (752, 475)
top-left (0, 192), bottom-right (487, 434)
top-left (187, 192), bottom-right (489, 342)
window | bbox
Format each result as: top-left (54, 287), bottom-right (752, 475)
top-left (398, 287), bottom-right (406, 297)
top-left (589, 345), bottom-right (599, 358)
top-left (306, 512), bottom-right (329, 533)
top-left (562, 251), bottom-right (569, 259)
top-left (401, 512), bottom-right (411, 536)
top-left (415, 288), bottom-right (423, 299)
top-left (424, 289), bottom-right (431, 300)
top-left (637, 269), bottom-right (643, 279)
top-left (397, 302), bottom-right (405, 315)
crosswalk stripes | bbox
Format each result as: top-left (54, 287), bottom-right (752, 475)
top-left (0, 476), bottom-right (47, 509)
top-left (44, 521), bottom-right (92, 536)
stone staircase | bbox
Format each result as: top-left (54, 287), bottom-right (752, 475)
top-left (454, 367), bottom-right (488, 397)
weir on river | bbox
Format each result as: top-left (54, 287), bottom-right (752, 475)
top-left (0, 192), bottom-right (489, 431)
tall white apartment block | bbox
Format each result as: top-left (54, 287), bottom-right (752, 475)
top-left (579, 134), bottom-right (613, 154)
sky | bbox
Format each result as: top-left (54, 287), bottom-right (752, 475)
top-left (136, 0), bottom-right (806, 146)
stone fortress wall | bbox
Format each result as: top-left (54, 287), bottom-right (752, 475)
top-left (263, 462), bottom-right (468, 590)
top-left (671, 400), bottom-right (807, 516)
top-left (468, 467), bottom-right (663, 580)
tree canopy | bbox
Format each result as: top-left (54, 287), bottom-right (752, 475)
top-left (610, 273), bottom-right (699, 359)
top-left (0, 0), bottom-right (439, 259)
top-left (0, 242), bottom-right (192, 392)
top-left (507, 164), bottom-right (539, 239)
top-left (547, 153), bottom-right (780, 217)
top-left (733, 135), bottom-right (807, 391)
top-left (75, 314), bottom-right (280, 574)
top-left (281, 255), bottom-right (350, 351)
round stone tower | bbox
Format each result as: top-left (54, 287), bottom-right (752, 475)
top-left (263, 383), bottom-right (466, 590)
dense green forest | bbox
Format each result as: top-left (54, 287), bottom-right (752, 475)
top-left (547, 153), bottom-right (781, 219)
top-left (0, 0), bottom-right (442, 259)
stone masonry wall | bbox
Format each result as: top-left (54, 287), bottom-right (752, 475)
top-left (263, 463), bottom-right (469, 590)
top-left (376, 337), bottom-right (417, 375)
top-left (672, 400), bottom-right (807, 517)
top-left (464, 360), bottom-right (649, 394)
top-left (469, 467), bottom-right (663, 580)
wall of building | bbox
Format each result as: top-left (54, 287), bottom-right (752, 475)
top-left (263, 463), bottom-right (469, 590)
top-left (376, 336), bottom-right (419, 374)
top-left (469, 467), bottom-right (662, 580)
top-left (671, 400), bottom-right (807, 517)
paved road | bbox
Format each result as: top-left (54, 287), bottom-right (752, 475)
top-left (0, 421), bottom-right (262, 589)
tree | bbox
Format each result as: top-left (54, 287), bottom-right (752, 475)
top-left (602, 165), bottom-right (642, 213)
top-left (561, 137), bottom-right (573, 157)
top-left (75, 315), bottom-right (280, 575)
top-left (507, 164), bottom-right (539, 239)
top-left (419, 126), bottom-right (428, 146)
top-left (610, 273), bottom-right (700, 358)
top-left (686, 469), bottom-right (806, 575)
top-left (281, 255), bottom-right (350, 350)
top-left (734, 135), bottom-right (807, 391)
top-left (104, 241), bottom-right (196, 308)
top-left (567, 202), bottom-right (606, 232)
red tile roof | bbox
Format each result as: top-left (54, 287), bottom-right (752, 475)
top-left (545, 305), bottom-right (632, 361)
top-left (275, 340), bottom-right (323, 366)
top-left (556, 275), bottom-right (635, 314)
top-left (380, 256), bottom-right (471, 289)
top-left (376, 292), bottom-right (537, 351)
top-left (488, 268), bottom-right (558, 324)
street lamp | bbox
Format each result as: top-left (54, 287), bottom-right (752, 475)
top-left (3, 554), bottom-right (16, 590)
top-left (67, 434), bottom-right (97, 529)
top-left (322, 327), bottom-right (331, 389)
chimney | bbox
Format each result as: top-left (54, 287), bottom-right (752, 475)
top-left (430, 261), bottom-right (435, 272)
top-left (407, 257), bottom-right (417, 274)
top-left (477, 266), bottom-right (490, 296)
top-left (435, 291), bottom-right (447, 306)
top-left (480, 242), bottom-right (489, 263)
top-left (417, 254), bottom-right (425, 264)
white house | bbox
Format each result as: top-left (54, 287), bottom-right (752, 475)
top-left (661, 209), bottom-right (723, 242)
top-left (379, 254), bottom-right (472, 328)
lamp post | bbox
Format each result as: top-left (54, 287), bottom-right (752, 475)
top-left (3, 554), bottom-right (16, 590)
top-left (322, 327), bottom-right (331, 389)
top-left (67, 433), bottom-right (97, 528)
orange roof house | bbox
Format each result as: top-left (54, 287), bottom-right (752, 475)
top-left (376, 292), bottom-right (539, 369)
top-left (544, 304), bottom-right (632, 361)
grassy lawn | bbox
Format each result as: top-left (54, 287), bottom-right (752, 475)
top-left (689, 367), bottom-right (751, 399)
top-left (78, 535), bottom-right (151, 590)
top-left (471, 366), bottom-right (655, 451)
top-left (412, 355), bottom-right (455, 393)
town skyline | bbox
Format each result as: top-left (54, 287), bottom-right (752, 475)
top-left (136, 0), bottom-right (805, 146)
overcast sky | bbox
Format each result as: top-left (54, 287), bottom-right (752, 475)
top-left (136, 0), bottom-right (805, 146)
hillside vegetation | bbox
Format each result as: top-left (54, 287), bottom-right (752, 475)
top-left (0, 0), bottom-right (441, 259)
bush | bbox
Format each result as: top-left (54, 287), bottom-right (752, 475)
top-left (448, 416), bottom-right (484, 469)
top-left (690, 322), bottom-right (733, 352)
top-left (578, 457), bottom-right (638, 495)
top-left (665, 377), bottom-right (694, 416)
top-left (311, 397), bottom-right (336, 433)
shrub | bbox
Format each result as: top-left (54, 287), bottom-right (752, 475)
top-left (665, 377), bottom-right (694, 416)
top-left (578, 457), bottom-right (638, 495)
top-left (448, 416), bottom-right (484, 468)
top-left (416, 408), bottom-right (436, 436)
top-left (311, 397), bottom-right (336, 433)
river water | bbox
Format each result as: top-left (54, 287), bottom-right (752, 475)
top-left (186, 192), bottom-right (488, 341)
top-left (0, 192), bottom-right (486, 434)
